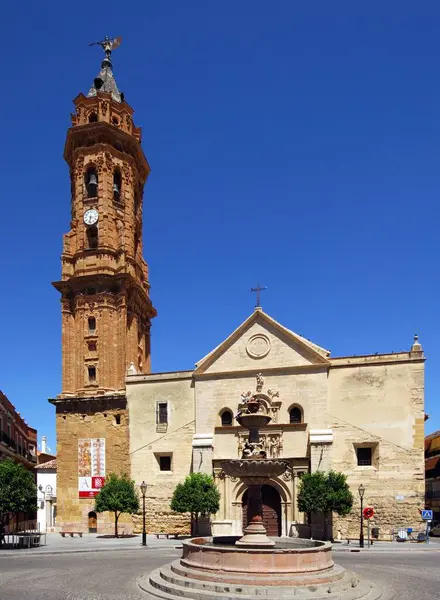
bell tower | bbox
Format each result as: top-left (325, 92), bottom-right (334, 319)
top-left (50, 38), bottom-right (156, 534)
top-left (53, 37), bottom-right (156, 397)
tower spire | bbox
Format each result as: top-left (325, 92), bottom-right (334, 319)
top-left (88, 36), bottom-right (123, 103)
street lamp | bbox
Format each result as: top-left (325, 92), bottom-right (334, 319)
top-left (140, 481), bottom-right (147, 547)
top-left (358, 484), bottom-right (365, 548)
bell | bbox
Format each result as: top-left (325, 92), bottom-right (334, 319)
top-left (113, 183), bottom-right (120, 197)
top-left (88, 173), bottom-right (98, 186)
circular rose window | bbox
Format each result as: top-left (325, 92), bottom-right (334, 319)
top-left (246, 334), bottom-right (271, 359)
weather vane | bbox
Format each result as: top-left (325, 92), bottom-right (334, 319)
top-left (89, 35), bottom-right (122, 63)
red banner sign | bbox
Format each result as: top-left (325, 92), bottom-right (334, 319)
top-left (78, 439), bottom-right (106, 498)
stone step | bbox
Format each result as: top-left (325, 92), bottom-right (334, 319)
top-left (171, 560), bottom-right (347, 588)
top-left (138, 563), bottom-right (383, 600)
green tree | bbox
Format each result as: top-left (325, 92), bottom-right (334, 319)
top-left (170, 473), bottom-right (220, 535)
top-left (0, 459), bottom-right (37, 542)
top-left (94, 473), bottom-right (139, 538)
top-left (297, 471), bottom-right (353, 540)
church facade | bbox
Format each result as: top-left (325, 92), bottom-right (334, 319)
top-left (127, 308), bottom-right (425, 539)
top-left (51, 42), bottom-right (425, 538)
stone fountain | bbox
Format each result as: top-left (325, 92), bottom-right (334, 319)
top-left (221, 393), bottom-right (288, 547)
top-left (139, 382), bottom-right (382, 599)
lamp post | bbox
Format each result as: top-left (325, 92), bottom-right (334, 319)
top-left (358, 484), bottom-right (365, 548)
top-left (140, 481), bottom-right (147, 547)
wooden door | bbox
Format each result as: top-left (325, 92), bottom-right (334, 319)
top-left (242, 485), bottom-right (281, 536)
top-left (88, 511), bottom-right (97, 533)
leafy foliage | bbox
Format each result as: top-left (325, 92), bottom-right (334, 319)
top-left (95, 473), bottom-right (139, 537)
top-left (0, 459), bottom-right (37, 537)
top-left (171, 473), bottom-right (220, 534)
top-left (297, 470), bottom-right (353, 539)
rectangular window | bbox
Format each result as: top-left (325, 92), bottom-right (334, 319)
top-left (157, 403), bottom-right (168, 425)
top-left (357, 447), bottom-right (372, 466)
top-left (88, 317), bottom-right (96, 334)
top-left (159, 456), bottom-right (172, 471)
top-left (88, 366), bottom-right (97, 382)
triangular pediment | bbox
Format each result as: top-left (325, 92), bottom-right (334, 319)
top-left (194, 309), bottom-right (330, 375)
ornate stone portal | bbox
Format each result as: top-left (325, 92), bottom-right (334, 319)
top-left (222, 390), bottom-right (289, 547)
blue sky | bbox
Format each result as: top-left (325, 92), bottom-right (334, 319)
top-left (0, 1), bottom-right (439, 452)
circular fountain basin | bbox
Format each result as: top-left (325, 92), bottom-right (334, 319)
top-left (180, 537), bottom-right (338, 586)
top-left (237, 412), bottom-right (272, 429)
top-left (221, 459), bottom-right (288, 480)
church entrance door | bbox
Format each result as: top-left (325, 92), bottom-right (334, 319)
top-left (88, 511), bottom-right (97, 533)
top-left (242, 484), bottom-right (281, 537)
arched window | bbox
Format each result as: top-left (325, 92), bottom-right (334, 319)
top-left (289, 406), bottom-right (302, 424)
top-left (221, 410), bottom-right (233, 426)
top-left (113, 169), bottom-right (122, 201)
top-left (85, 167), bottom-right (98, 198)
top-left (88, 112), bottom-right (98, 123)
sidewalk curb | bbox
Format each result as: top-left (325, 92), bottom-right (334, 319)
top-left (0, 544), bottom-right (183, 558)
top-left (332, 546), bottom-right (440, 553)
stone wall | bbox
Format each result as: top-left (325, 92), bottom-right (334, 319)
top-left (329, 358), bottom-right (425, 538)
top-left (127, 372), bottom-right (195, 533)
top-left (55, 395), bottom-right (132, 534)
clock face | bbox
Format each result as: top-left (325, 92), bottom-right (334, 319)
top-left (84, 209), bottom-right (99, 226)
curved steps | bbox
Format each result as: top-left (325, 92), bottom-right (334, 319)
top-left (138, 560), bottom-right (383, 600)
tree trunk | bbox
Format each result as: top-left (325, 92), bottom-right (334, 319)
top-left (194, 513), bottom-right (199, 536)
top-left (324, 511), bottom-right (333, 542)
top-left (115, 512), bottom-right (119, 538)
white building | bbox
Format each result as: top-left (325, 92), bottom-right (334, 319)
top-left (36, 458), bottom-right (57, 532)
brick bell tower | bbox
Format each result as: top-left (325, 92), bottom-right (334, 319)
top-left (50, 37), bottom-right (156, 533)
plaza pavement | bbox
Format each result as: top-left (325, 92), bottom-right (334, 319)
top-left (0, 532), bottom-right (439, 557)
top-left (0, 545), bottom-right (439, 600)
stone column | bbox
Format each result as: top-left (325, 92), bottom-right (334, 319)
top-left (192, 434), bottom-right (214, 535)
top-left (191, 434), bottom-right (214, 475)
top-left (309, 430), bottom-right (333, 472)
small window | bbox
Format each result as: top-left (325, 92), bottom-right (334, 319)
top-left (157, 402), bottom-right (168, 424)
top-left (221, 410), bottom-right (233, 426)
top-left (88, 112), bottom-right (98, 123)
top-left (88, 341), bottom-right (97, 352)
top-left (112, 116), bottom-right (119, 125)
top-left (87, 226), bottom-right (98, 249)
top-left (357, 447), bottom-right (372, 466)
top-left (88, 366), bottom-right (96, 383)
top-left (289, 407), bottom-right (302, 424)
top-left (115, 414), bottom-right (121, 425)
top-left (88, 317), bottom-right (96, 334)
top-left (159, 456), bottom-right (171, 471)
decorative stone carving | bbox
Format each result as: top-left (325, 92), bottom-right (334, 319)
top-left (238, 374), bottom-right (281, 423)
top-left (246, 334), bottom-right (271, 359)
top-left (282, 470), bottom-right (292, 482)
top-left (238, 431), bottom-right (283, 459)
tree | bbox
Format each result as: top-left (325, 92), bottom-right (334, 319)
top-left (0, 459), bottom-right (37, 542)
top-left (297, 471), bottom-right (353, 540)
top-left (94, 473), bottom-right (139, 538)
top-left (170, 473), bottom-right (220, 535)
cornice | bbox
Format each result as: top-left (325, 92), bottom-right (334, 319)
top-left (194, 364), bottom-right (329, 381)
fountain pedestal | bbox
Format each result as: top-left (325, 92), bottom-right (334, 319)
top-left (221, 397), bottom-right (288, 547)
